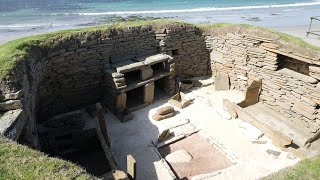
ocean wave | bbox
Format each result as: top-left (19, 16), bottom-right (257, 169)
top-left (59, 1), bottom-right (320, 16)
top-left (283, 8), bottom-right (302, 12)
top-left (0, 23), bottom-right (73, 29)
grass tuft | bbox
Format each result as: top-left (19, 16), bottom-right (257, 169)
top-left (262, 155), bottom-right (320, 180)
top-left (0, 139), bottom-right (95, 179)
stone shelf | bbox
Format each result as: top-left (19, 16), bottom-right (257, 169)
top-left (118, 71), bottom-right (171, 93)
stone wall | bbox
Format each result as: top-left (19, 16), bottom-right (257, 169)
top-left (205, 29), bottom-right (320, 133)
top-left (157, 27), bottom-right (209, 78)
top-left (1, 22), bottom-right (319, 148)
top-left (0, 23), bottom-right (210, 147)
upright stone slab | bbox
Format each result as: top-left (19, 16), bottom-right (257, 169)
top-left (214, 74), bottom-right (230, 91)
top-left (140, 67), bottom-right (153, 80)
top-left (239, 80), bottom-right (262, 108)
top-left (144, 82), bottom-right (154, 103)
top-left (116, 93), bottom-right (127, 110)
top-left (127, 154), bottom-right (136, 180)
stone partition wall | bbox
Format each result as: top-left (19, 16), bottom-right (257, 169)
top-left (205, 28), bottom-right (320, 133)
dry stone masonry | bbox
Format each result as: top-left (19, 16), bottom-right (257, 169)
top-left (0, 22), bottom-right (319, 160)
top-left (206, 29), bottom-right (320, 134)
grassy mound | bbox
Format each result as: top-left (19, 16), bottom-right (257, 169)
top-left (198, 23), bottom-right (320, 51)
top-left (263, 155), bottom-right (320, 180)
top-left (0, 20), bottom-right (319, 80)
top-left (0, 138), bottom-right (95, 180)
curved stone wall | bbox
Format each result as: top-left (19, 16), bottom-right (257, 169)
top-left (0, 22), bottom-right (319, 148)
top-left (0, 23), bottom-right (209, 147)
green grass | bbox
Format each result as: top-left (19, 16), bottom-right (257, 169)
top-left (198, 23), bottom-right (320, 51)
top-left (0, 138), bottom-right (96, 180)
top-left (0, 19), bottom-right (185, 79)
top-left (262, 155), bottom-right (320, 180)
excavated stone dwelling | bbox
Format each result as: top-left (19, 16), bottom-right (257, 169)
top-left (0, 22), bottom-right (319, 178)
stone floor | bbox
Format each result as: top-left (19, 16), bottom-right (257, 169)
top-left (105, 84), bottom-right (300, 180)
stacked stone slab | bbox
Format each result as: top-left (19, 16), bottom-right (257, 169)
top-left (0, 90), bottom-right (25, 141)
top-left (1, 22), bottom-right (319, 148)
top-left (156, 27), bottom-right (209, 78)
top-left (103, 53), bottom-right (175, 116)
top-left (206, 32), bottom-right (320, 133)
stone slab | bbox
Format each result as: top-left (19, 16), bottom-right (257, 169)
top-left (144, 82), bottom-right (154, 104)
top-left (278, 68), bottom-right (318, 84)
top-left (135, 54), bottom-right (172, 65)
top-left (214, 75), bottom-right (230, 91)
top-left (113, 60), bottom-right (145, 73)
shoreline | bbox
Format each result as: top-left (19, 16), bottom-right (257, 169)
top-left (1, 6), bottom-right (320, 46)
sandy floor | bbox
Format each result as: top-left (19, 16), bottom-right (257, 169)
top-left (105, 84), bottom-right (300, 180)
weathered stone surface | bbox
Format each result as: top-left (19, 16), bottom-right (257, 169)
top-left (248, 47), bottom-right (266, 54)
top-left (0, 109), bottom-right (23, 135)
top-left (0, 90), bottom-right (23, 100)
top-left (152, 112), bottom-right (175, 121)
top-left (113, 77), bottom-right (125, 83)
top-left (158, 129), bottom-right (171, 142)
top-left (156, 106), bottom-right (174, 115)
top-left (144, 82), bottom-right (154, 103)
top-left (0, 100), bottom-right (22, 111)
top-left (214, 75), bottom-right (230, 91)
top-left (103, 170), bottom-right (129, 180)
top-left (165, 150), bottom-right (193, 163)
top-left (238, 80), bottom-right (261, 108)
top-left (116, 93), bottom-right (127, 110)
top-left (138, 54), bottom-right (172, 65)
top-left (279, 68), bottom-right (317, 83)
top-left (112, 72), bottom-right (124, 78)
top-left (168, 92), bottom-right (193, 109)
top-left (210, 50), bottom-right (224, 63)
top-left (115, 61), bottom-right (144, 73)
top-left (266, 149), bottom-right (281, 157)
top-left (127, 154), bottom-right (136, 180)
top-left (140, 67), bottom-right (153, 80)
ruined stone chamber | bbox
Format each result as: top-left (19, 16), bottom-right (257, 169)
top-left (1, 21), bottom-right (320, 178)
top-left (206, 27), bottom-right (320, 150)
top-left (0, 23), bottom-right (209, 177)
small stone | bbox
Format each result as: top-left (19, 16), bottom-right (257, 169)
top-left (156, 106), bottom-right (174, 115)
top-left (158, 129), bottom-right (170, 142)
top-left (112, 72), bottom-right (124, 78)
top-left (165, 150), bottom-right (193, 163)
top-left (152, 112), bottom-right (175, 121)
top-left (266, 149), bottom-right (281, 157)
top-left (1, 90), bottom-right (23, 100)
top-left (287, 153), bottom-right (297, 160)
top-left (0, 100), bottom-right (22, 111)
top-left (252, 140), bottom-right (267, 144)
